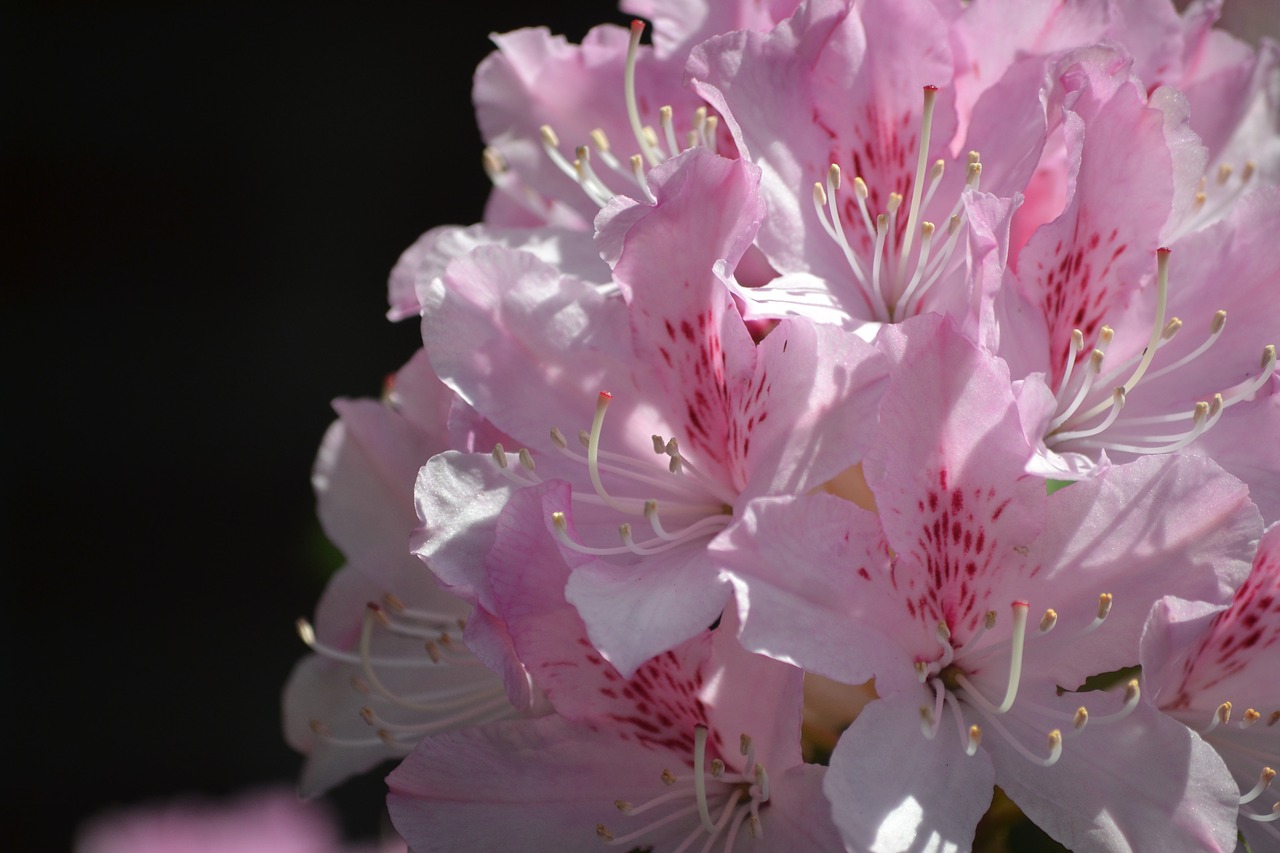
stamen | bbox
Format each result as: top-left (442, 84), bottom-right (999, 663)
top-left (1241, 708), bottom-right (1263, 728)
top-left (659, 105), bottom-right (679, 159)
top-left (898, 86), bottom-right (938, 271)
top-left (1242, 802), bottom-right (1280, 822)
top-left (1203, 701), bottom-right (1232, 734)
top-left (1241, 768), bottom-right (1277, 805)
top-left (693, 725), bottom-right (716, 833)
top-left (1086, 679), bottom-right (1140, 724)
top-left (955, 601), bottom-right (1029, 715)
top-left (1072, 248), bottom-right (1171, 424)
top-left (625, 21), bottom-right (661, 167)
top-left (967, 724), bottom-right (982, 756)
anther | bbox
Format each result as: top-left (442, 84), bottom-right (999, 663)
top-left (661, 769), bottom-right (677, 786)
top-left (1270, 711), bottom-right (1280, 727)
top-left (492, 443), bottom-right (508, 469)
top-left (1205, 701), bottom-right (1232, 733)
top-left (1095, 593), bottom-right (1112, 622)
top-left (966, 724), bottom-right (982, 756)
top-left (984, 610), bottom-right (998, 629)
top-left (1040, 609), bottom-right (1058, 633)
top-left (518, 448), bottom-right (535, 471)
top-left (614, 799), bottom-right (632, 813)
top-left (1242, 708), bottom-right (1262, 728)
top-left (1073, 707), bottom-right (1089, 731)
top-left (596, 824), bottom-right (614, 841)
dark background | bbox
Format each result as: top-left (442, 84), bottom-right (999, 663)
top-left (3, 3), bottom-right (625, 851)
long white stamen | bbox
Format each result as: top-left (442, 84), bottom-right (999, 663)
top-left (1243, 802), bottom-right (1280, 822)
top-left (1074, 248), bottom-right (1171, 424)
top-left (898, 86), bottom-right (938, 272)
top-left (1049, 389), bottom-right (1126, 442)
top-left (894, 221), bottom-right (937, 317)
top-left (693, 726), bottom-right (716, 833)
top-left (625, 21), bottom-right (661, 167)
top-left (955, 601), bottom-right (1029, 715)
top-left (972, 705), bottom-right (1062, 766)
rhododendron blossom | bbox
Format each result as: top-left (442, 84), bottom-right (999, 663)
top-left (285, 1), bottom-right (1280, 850)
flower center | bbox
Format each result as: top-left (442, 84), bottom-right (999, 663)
top-left (532, 20), bottom-right (720, 211)
top-left (492, 391), bottom-right (734, 556)
top-left (596, 726), bottom-right (770, 851)
top-left (296, 598), bottom-right (514, 752)
top-left (811, 85), bottom-right (980, 323)
top-left (1044, 247), bottom-right (1276, 458)
top-left (916, 595), bottom-right (1137, 767)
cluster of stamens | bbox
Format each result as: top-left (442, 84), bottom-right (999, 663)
top-left (1168, 160), bottom-right (1259, 242)
top-left (1191, 701), bottom-right (1280, 833)
top-left (596, 726), bottom-right (770, 851)
top-left (916, 595), bottom-right (1136, 767)
top-left (487, 19), bottom-right (719, 217)
top-left (1045, 248), bottom-right (1276, 458)
top-left (297, 596), bottom-right (513, 752)
top-left (491, 391), bottom-right (734, 557)
top-left (809, 85), bottom-right (980, 323)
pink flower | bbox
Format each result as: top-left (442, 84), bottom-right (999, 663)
top-left (75, 788), bottom-right (404, 853)
top-left (413, 148), bottom-right (887, 676)
top-left (689, 0), bottom-right (1030, 332)
top-left (283, 351), bottom-right (522, 796)
top-left (1144, 522), bottom-right (1280, 851)
top-left (389, 484), bottom-right (836, 851)
top-left (715, 315), bottom-right (1261, 851)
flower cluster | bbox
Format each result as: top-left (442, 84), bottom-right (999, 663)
top-left (284, 1), bottom-right (1280, 850)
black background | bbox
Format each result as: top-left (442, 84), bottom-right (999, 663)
top-left (4, 3), bottom-right (625, 850)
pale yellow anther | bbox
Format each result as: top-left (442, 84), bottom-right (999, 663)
top-left (1073, 707), bottom-right (1089, 730)
top-left (1096, 593), bottom-right (1113, 620)
top-left (540, 124), bottom-right (559, 148)
top-left (854, 176), bottom-right (869, 199)
top-left (983, 610), bottom-right (998, 629)
top-left (1123, 679), bottom-right (1140, 704)
top-left (1211, 310), bottom-right (1227, 334)
top-left (590, 128), bottom-right (610, 152)
top-left (492, 443), bottom-right (508, 468)
top-left (1162, 318), bottom-right (1182, 339)
top-left (1218, 701), bottom-right (1233, 725)
top-left (1217, 163), bottom-right (1233, 185)
top-left (550, 426), bottom-right (567, 448)
top-left (888, 192), bottom-right (903, 213)
top-left (1242, 161), bottom-right (1256, 182)
top-left (1244, 708), bottom-right (1262, 726)
top-left (710, 758), bottom-right (725, 776)
top-left (740, 733), bottom-right (752, 755)
top-left (968, 150), bottom-right (981, 165)
top-left (1040, 609), bottom-right (1058, 633)
top-left (813, 182), bottom-right (828, 207)
top-left (596, 824), bottom-right (614, 841)
top-left (828, 163), bottom-right (842, 188)
top-left (661, 769), bottom-right (677, 785)
top-left (614, 799), bottom-right (631, 812)
top-left (482, 147), bottom-right (507, 176)
top-left (921, 221), bottom-right (936, 237)
top-left (930, 158), bottom-right (945, 180)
